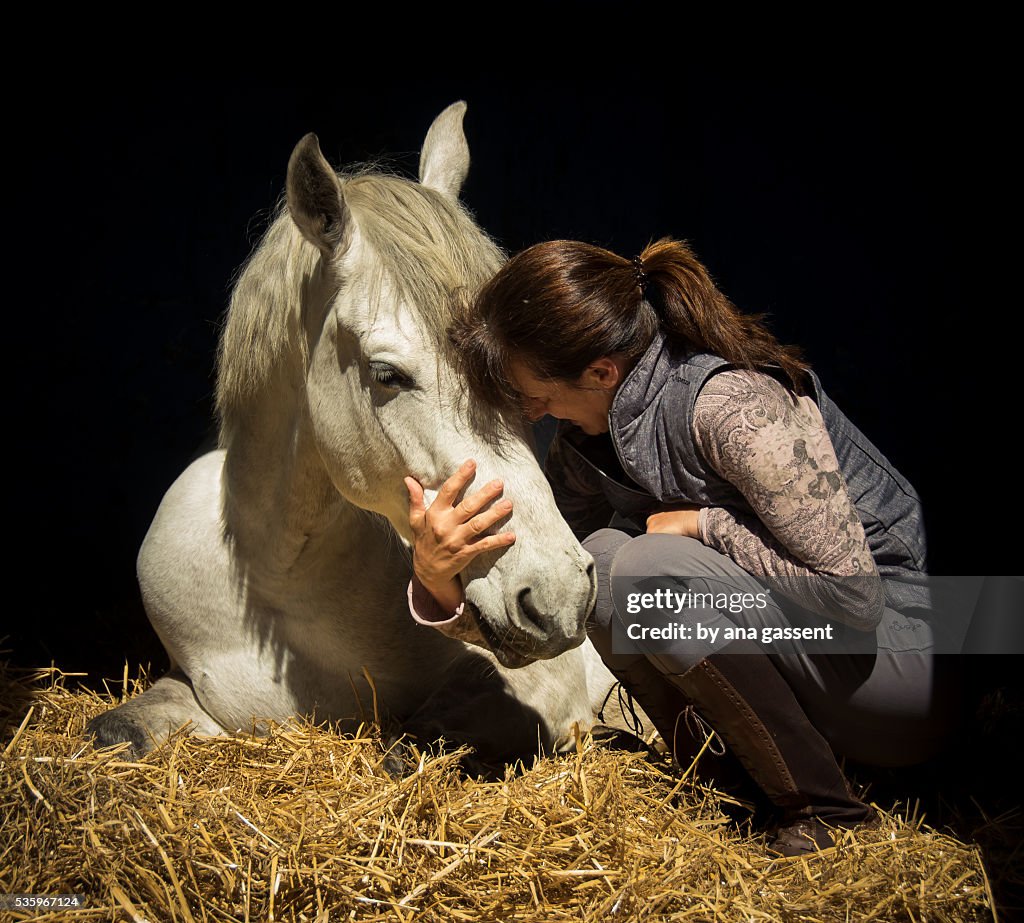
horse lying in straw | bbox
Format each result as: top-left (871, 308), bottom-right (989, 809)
top-left (87, 102), bottom-right (625, 767)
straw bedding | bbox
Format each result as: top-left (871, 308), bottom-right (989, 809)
top-left (1, 664), bottom-right (996, 922)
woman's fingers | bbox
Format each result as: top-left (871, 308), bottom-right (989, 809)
top-left (409, 459), bottom-right (516, 554)
top-left (405, 461), bottom-right (516, 592)
top-left (405, 477), bottom-right (427, 530)
top-left (434, 458), bottom-right (477, 508)
top-left (645, 508), bottom-right (701, 539)
top-left (459, 497), bottom-right (513, 539)
top-left (463, 530), bottom-right (517, 554)
top-left (455, 478), bottom-right (507, 521)
top-left (434, 461), bottom-right (512, 520)
top-left (430, 460), bottom-right (514, 526)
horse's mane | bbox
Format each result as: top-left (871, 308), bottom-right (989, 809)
top-left (215, 167), bottom-right (505, 441)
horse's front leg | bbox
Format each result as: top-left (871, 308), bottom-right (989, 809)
top-left (86, 668), bottom-right (227, 758)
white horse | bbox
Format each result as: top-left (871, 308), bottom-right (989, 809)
top-left (87, 102), bottom-right (623, 766)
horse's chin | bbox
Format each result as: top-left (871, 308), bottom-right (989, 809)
top-left (493, 648), bottom-right (535, 669)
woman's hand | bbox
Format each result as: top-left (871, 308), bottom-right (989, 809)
top-left (645, 504), bottom-right (702, 539)
top-left (404, 459), bottom-right (516, 613)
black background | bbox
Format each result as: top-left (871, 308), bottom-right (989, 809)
top-left (7, 64), bottom-right (1004, 680)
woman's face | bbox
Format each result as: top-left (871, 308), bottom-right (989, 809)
top-left (508, 357), bottom-right (623, 435)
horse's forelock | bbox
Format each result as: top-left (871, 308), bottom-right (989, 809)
top-left (343, 173), bottom-right (504, 345)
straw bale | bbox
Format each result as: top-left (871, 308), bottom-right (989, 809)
top-left (0, 663), bottom-right (996, 922)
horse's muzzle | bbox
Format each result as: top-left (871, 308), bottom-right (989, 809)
top-left (467, 596), bottom-right (588, 668)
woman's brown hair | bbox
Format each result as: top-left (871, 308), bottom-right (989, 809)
top-left (448, 237), bottom-right (810, 416)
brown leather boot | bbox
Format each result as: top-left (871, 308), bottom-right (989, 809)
top-left (666, 638), bottom-right (878, 856)
top-left (591, 640), bottom-right (759, 800)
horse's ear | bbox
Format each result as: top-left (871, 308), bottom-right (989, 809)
top-left (419, 101), bottom-right (470, 198)
top-left (287, 133), bottom-right (349, 256)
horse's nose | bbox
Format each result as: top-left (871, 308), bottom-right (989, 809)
top-left (514, 585), bottom-right (589, 649)
top-left (515, 586), bottom-right (547, 637)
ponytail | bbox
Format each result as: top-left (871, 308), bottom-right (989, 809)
top-left (638, 237), bottom-right (809, 393)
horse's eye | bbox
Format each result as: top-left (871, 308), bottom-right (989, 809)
top-left (368, 360), bottom-right (414, 389)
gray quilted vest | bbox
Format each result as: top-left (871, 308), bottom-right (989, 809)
top-left (553, 327), bottom-right (928, 611)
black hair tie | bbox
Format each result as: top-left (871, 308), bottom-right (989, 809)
top-left (633, 255), bottom-right (648, 292)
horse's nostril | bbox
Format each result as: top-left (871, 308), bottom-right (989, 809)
top-left (516, 586), bottom-right (546, 635)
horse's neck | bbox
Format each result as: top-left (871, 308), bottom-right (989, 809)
top-left (221, 385), bottom-right (367, 586)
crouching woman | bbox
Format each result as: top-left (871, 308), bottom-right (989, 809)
top-left (406, 238), bottom-right (961, 856)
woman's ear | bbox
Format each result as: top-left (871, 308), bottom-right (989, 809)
top-left (582, 356), bottom-right (625, 390)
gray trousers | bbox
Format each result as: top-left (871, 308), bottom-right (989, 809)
top-left (583, 528), bottom-right (964, 768)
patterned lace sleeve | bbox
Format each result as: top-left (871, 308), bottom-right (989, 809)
top-left (692, 368), bottom-right (885, 630)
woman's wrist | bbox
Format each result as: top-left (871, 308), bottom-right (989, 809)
top-left (413, 569), bottom-right (464, 614)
